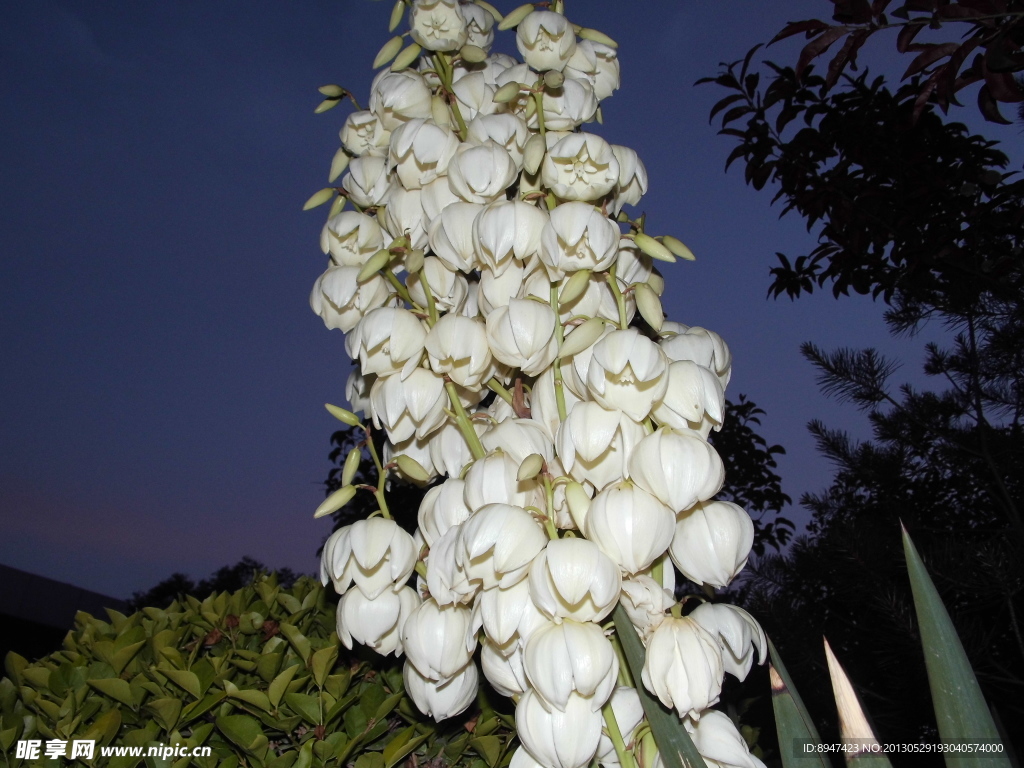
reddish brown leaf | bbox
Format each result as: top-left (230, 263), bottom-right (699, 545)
top-left (937, 4), bottom-right (988, 17)
top-left (797, 26), bottom-right (852, 79)
top-left (770, 19), bottom-right (831, 45)
top-left (977, 83), bottom-right (1013, 123)
top-left (709, 93), bottom-right (747, 123)
top-left (983, 64), bottom-right (1024, 102)
top-left (958, 0), bottom-right (1007, 12)
top-left (871, 0), bottom-right (894, 16)
top-left (832, 0), bottom-right (873, 23)
top-left (903, 42), bottom-right (960, 78)
top-left (913, 69), bottom-right (942, 121)
top-left (896, 21), bottom-right (926, 52)
top-left (826, 29), bottom-right (872, 87)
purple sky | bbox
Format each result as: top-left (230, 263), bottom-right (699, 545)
top-left (2, 0), bottom-right (1020, 599)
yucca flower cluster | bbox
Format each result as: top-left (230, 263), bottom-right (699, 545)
top-left (310, 3), bottom-right (767, 768)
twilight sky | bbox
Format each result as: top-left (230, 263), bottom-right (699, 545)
top-left (2, 0), bottom-right (1019, 600)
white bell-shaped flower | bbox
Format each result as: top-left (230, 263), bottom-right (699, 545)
top-left (428, 417), bottom-right (485, 478)
top-left (481, 418), bottom-right (554, 466)
top-left (346, 307), bottom-right (427, 377)
top-left (586, 328), bottom-right (669, 421)
top-left (585, 481), bottom-right (675, 573)
top-left (407, 256), bottom-right (469, 313)
top-left (660, 324), bottom-right (733, 389)
top-left (686, 710), bottom-right (768, 768)
top-left (474, 200), bottom-right (548, 276)
top-left (341, 155), bottom-right (392, 208)
top-left (320, 518), bottom-right (418, 599)
top-left (310, 266), bottom-right (392, 333)
top-left (418, 478), bottom-right (472, 546)
top-left (340, 110), bottom-right (390, 157)
top-left (464, 450), bottom-right (544, 511)
top-left (689, 602), bottom-right (767, 681)
top-left (424, 525), bottom-right (476, 605)
top-left (642, 615), bottom-right (725, 720)
top-left (370, 70), bottom-right (434, 130)
top-left (627, 428), bottom-right (725, 513)
top-left (541, 133), bottom-right (619, 202)
top-left (478, 259), bottom-right (531, 314)
top-left (565, 40), bottom-right (621, 101)
top-left (409, 0), bottom-right (467, 52)
top-left (346, 369), bottom-right (374, 417)
top-left (516, 689), bottom-right (602, 768)
top-left (619, 575), bottom-right (674, 641)
top-left (610, 145), bottom-right (649, 213)
top-left (451, 72), bottom-right (499, 121)
top-left (556, 403), bottom-right (645, 490)
top-left (404, 659), bottom-right (479, 720)
top-left (427, 201), bottom-right (484, 272)
top-left (382, 185), bottom-right (430, 250)
top-left (528, 538), bottom-right (621, 622)
top-left (320, 211), bottom-right (385, 266)
top-left (467, 113), bottom-right (529, 170)
top-left (670, 500), bottom-right (755, 589)
top-left (369, 368), bottom-right (447, 443)
top-left (401, 598), bottom-right (476, 681)
top-left (515, 11), bottom-right (577, 72)
top-left (388, 118), bottom-right (461, 189)
top-left (563, 322), bottom-right (614, 399)
top-left (421, 174), bottom-right (463, 223)
top-left (336, 584), bottom-right (420, 655)
top-left (536, 78), bottom-right (599, 132)
top-left (596, 687), bottom-right (644, 765)
top-left (385, 434), bottom-right (439, 485)
top-left (524, 619), bottom-right (618, 712)
top-left (448, 140), bottom-right (518, 204)
top-left (530, 366), bottom-right (584, 442)
top-left (540, 201), bottom-right (619, 276)
top-left (510, 747), bottom-right (550, 768)
top-left (481, 637), bottom-right (530, 697)
top-left (463, 3), bottom-right (495, 50)
top-left (486, 298), bottom-right (559, 377)
top-left (456, 502), bottom-right (547, 589)
top-left (424, 313), bottom-right (494, 389)
top-left (615, 241), bottom-right (654, 287)
top-left (473, 577), bottom-right (547, 648)
top-left (652, 360), bottom-right (725, 434)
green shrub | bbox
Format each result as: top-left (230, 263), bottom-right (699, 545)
top-left (1, 575), bottom-right (514, 768)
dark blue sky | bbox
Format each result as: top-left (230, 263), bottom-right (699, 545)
top-left (2, 0), bottom-right (1019, 599)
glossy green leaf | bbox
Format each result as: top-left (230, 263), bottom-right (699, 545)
top-left (88, 678), bottom-right (136, 708)
top-left (216, 714), bottom-right (265, 752)
top-left (160, 668), bottom-right (201, 699)
top-left (767, 639), bottom-right (827, 768)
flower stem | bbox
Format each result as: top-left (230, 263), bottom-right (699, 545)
top-left (602, 700), bottom-right (639, 768)
top-left (608, 264), bottom-right (629, 330)
top-left (445, 381), bottom-right (486, 460)
top-left (383, 267), bottom-right (414, 306)
top-left (609, 627), bottom-right (635, 688)
top-left (487, 377), bottom-right (514, 405)
top-left (550, 284), bottom-right (568, 421)
top-left (363, 427), bottom-right (392, 519)
top-left (533, 88), bottom-right (546, 135)
top-left (543, 475), bottom-right (558, 540)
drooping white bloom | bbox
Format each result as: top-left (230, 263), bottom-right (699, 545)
top-left (540, 201), bottom-right (620, 276)
top-left (407, 256), bottom-right (470, 313)
top-left (310, 266), bottom-right (392, 333)
top-left (596, 687), bottom-right (644, 765)
top-left (427, 201), bottom-right (484, 272)
top-left (481, 418), bottom-right (554, 466)
top-left (447, 140), bottom-right (518, 204)
top-left (341, 155), bottom-right (392, 208)
top-left (689, 602), bottom-right (767, 681)
top-left (451, 73), bottom-right (499, 121)
top-left (651, 360), bottom-right (725, 435)
top-left (463, 449), bottom-right (546, 511)
top-left (320, 211), bottom-right (385, 266)
top-left (424, 313), bottom-right (494, 389)
top-left (370, 70), bottom-right (434, 130)
top-left (418, 478), bottom-right (472, 546)
top-left (619, 575), bottom-right (675, 641)
top-left (401, 598), bottom-right (476, 681)
top-left (516, 689), bottom-right (603, 768)
top-left (474, 200), bottom-right (548, 276)
top-left (485, 298), bottom-right (559, 376)
top-left (382, 185), bottom-right (429, 250)
top-left (409, 0), bottom-right (467, 52)
top-left (388, 118), bottom-right (461, 189)
top-left (642, 615), bottom-right (725, 720)
top-left (556, 403), bottom-right (645, 490)
top-left (428, 418), bottom-right (485, 478)
top-left (385, 433), bottom-right (439, 485)
top-left (370, 368), bottom-right (447, 443)
top-left (463, 2), bottom-right (495, 50)
top-left (585, 482), bottom-right (676, 573)
top-left (404, 659), bottom-right (479, 720)
top-left (523, 267), bottom-right (627, 325)
top-left (340, 110), bottom-right (391, 157)
top-left (660, 324), bottom-right (733, 389)
top-left (528, 538), bottom-right (621, 622)
top-left (627, 428), bottom-right (725, 513)
top-left (336, 585), bottom-right (420, 655)
top-left (467, 113), bottom-right (530, 170)
top-left (610, 145), bottom-right (649, 213)
top-left (478, 258), bottom-right (530, 314)
top-left (346, 307), bottom-right (427, 377)
top-left (615, 241), bottom-right (654, 287)
top-left (586, 328), bottom-right (669, 421)
top-left (456, 502), bottom-right (547, 588)
top-left (524, 619), bottom-right (618, 712)
top-left (421, 174), bottom-right (463, 223)
top-left (686, 710), bottom-right (768, 768)
top-left (537, 78), bottom-right (599, 132)
top-left (564, 40), bottom-right (621, 101)
top-left (515, 11), bottom-right (577, 72)
top-left (541, 133), bottom-right (619, 202)
top-left (424, 525), bottom-right (475, 605)
top-left (670, 500), bottom-right (755, 589)
top-left (481, 637), bottom-right (530, 697)
top-left (320, 518), bottom-right (418, 599)
top-left (530, 366), bottom-right (584, 442)
top-left (346, 368), bottom-right (374, 417)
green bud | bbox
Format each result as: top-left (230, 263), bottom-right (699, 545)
top-left (660, 235), bottom-right (696, 261)
top-left (314, 98), bottom-right (340, 114)
top-left (648, 271), bottom-right (665, 295)
top-left (559, 268), bottom-right (592, 306)
top-left (396, 454), bottom-right (430, 483)
top-left (543, 70), bottom-right (564, 89)
top-left (461, 44), bottom-right (487, 64)
top-left (634, 283), bottom-right (664, 332)
top-left (523, 133), bottom-right (546, 175)
top-left (325, 403), bottom-right (363, 427)
top-left (517, 453), bottom-right (545, 481)
top-left (314, 485), bottom-right (357, 518)
top-left (565, 481), bottom-right (591, 530)
top-left (391, 42), bottom-right (422, 72)
top-left (374, 36), bottom-right (404, 69)
top-left (524, 94), bottom-right (537, 120)
top-left (578, 28), bottom-right (618, 48)
top-left (634, 232), bottom-right (676, 263)
top-left (493, 81), bottom-right (522, 104)
top-left (405, 248), bottom-right (425, 274)
top-left (328, 194), bottom-right (347, 218)
top-left (341, 449), bottom-right (362, 487)
top-left (595, 104), bottom-right (604, 124)
top-left (431, 95), bottom-right (451, 127)
top-left (329, 148), bottom-right (350, 183)
top-left (389, 0), bottom-right (406, 32)
top-left (474, 0), bottom-right (503, 22)
top-left (498, 3), bottom-right (535, 31)
top-left (560, 317), bottom-right (604, 358)
top-left (303, 188), bottom-right (336, 211)
top-left (357, 249), bottom-right (392, 282)
top-left (318, 84), bottom-right (345, 98)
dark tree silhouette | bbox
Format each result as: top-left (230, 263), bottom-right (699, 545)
top-left (129, 557), bottom-right (298, 611)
